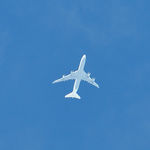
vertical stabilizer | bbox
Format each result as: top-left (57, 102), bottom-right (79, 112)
top-left (65, 92), bottom-right (81, 99)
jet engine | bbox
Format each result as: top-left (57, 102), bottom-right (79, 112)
top-left (92, 78), bottom-right (95, 82)
top-left (87, 72), bottom-right (91, 77)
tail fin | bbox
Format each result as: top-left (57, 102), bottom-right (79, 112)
top-left (65, 92), bottom-right (81, 99)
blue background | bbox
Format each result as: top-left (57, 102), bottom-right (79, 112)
top-left (0, 0), bottom-right (150, 149)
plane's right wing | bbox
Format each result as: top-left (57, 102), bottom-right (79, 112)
top-left (52, 72), bottom-right (76, 84)
top-left (82, 73), bottom-right (99, 88)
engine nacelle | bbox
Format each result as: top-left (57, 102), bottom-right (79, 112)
top-left (92, 78), bottom-right (95, 82)
top-left (87, 72), bottom-right (91, 77)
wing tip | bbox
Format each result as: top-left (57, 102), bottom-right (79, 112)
top-left (95, 83), bottom-right (99, 88)
top-left (52, 80), bottom-right (57, 84)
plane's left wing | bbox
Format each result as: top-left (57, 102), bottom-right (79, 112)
top-left (52, 73), bottom-right (76, 84)
top-left (82, 73), bottom-right (99, 88)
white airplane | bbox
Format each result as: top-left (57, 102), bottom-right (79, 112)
top-left (52, 54), bottom-right (99, 99)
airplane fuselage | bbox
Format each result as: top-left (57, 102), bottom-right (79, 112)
top-left (78, 55), bottom-right (86, 71)
top-left (72, 55), bottom-right (86, 93)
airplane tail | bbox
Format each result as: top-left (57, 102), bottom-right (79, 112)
top-left (65, 92), bottom-right (81, 99)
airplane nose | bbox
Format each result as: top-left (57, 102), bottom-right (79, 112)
top-left (83, 54), bottom-right (86, 59)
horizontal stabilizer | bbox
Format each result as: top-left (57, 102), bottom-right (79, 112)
top-left (65, 92), bottom-right (81, 99)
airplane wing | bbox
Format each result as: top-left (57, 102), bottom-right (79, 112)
top-left (82, 73), bottom-right (99, 88)
top-left (52, 72), bottom-right (76, 84)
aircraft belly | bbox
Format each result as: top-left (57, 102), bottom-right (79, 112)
top-left (73, 79), bottom-right (81, 92)
top-left (78, 55), bottom-right (86, 71)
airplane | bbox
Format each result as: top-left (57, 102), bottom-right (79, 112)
top-left (52, 54), bottom-right (99, 99)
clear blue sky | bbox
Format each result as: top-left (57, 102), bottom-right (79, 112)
top-left (0, 0), bottom-right (150, 150)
